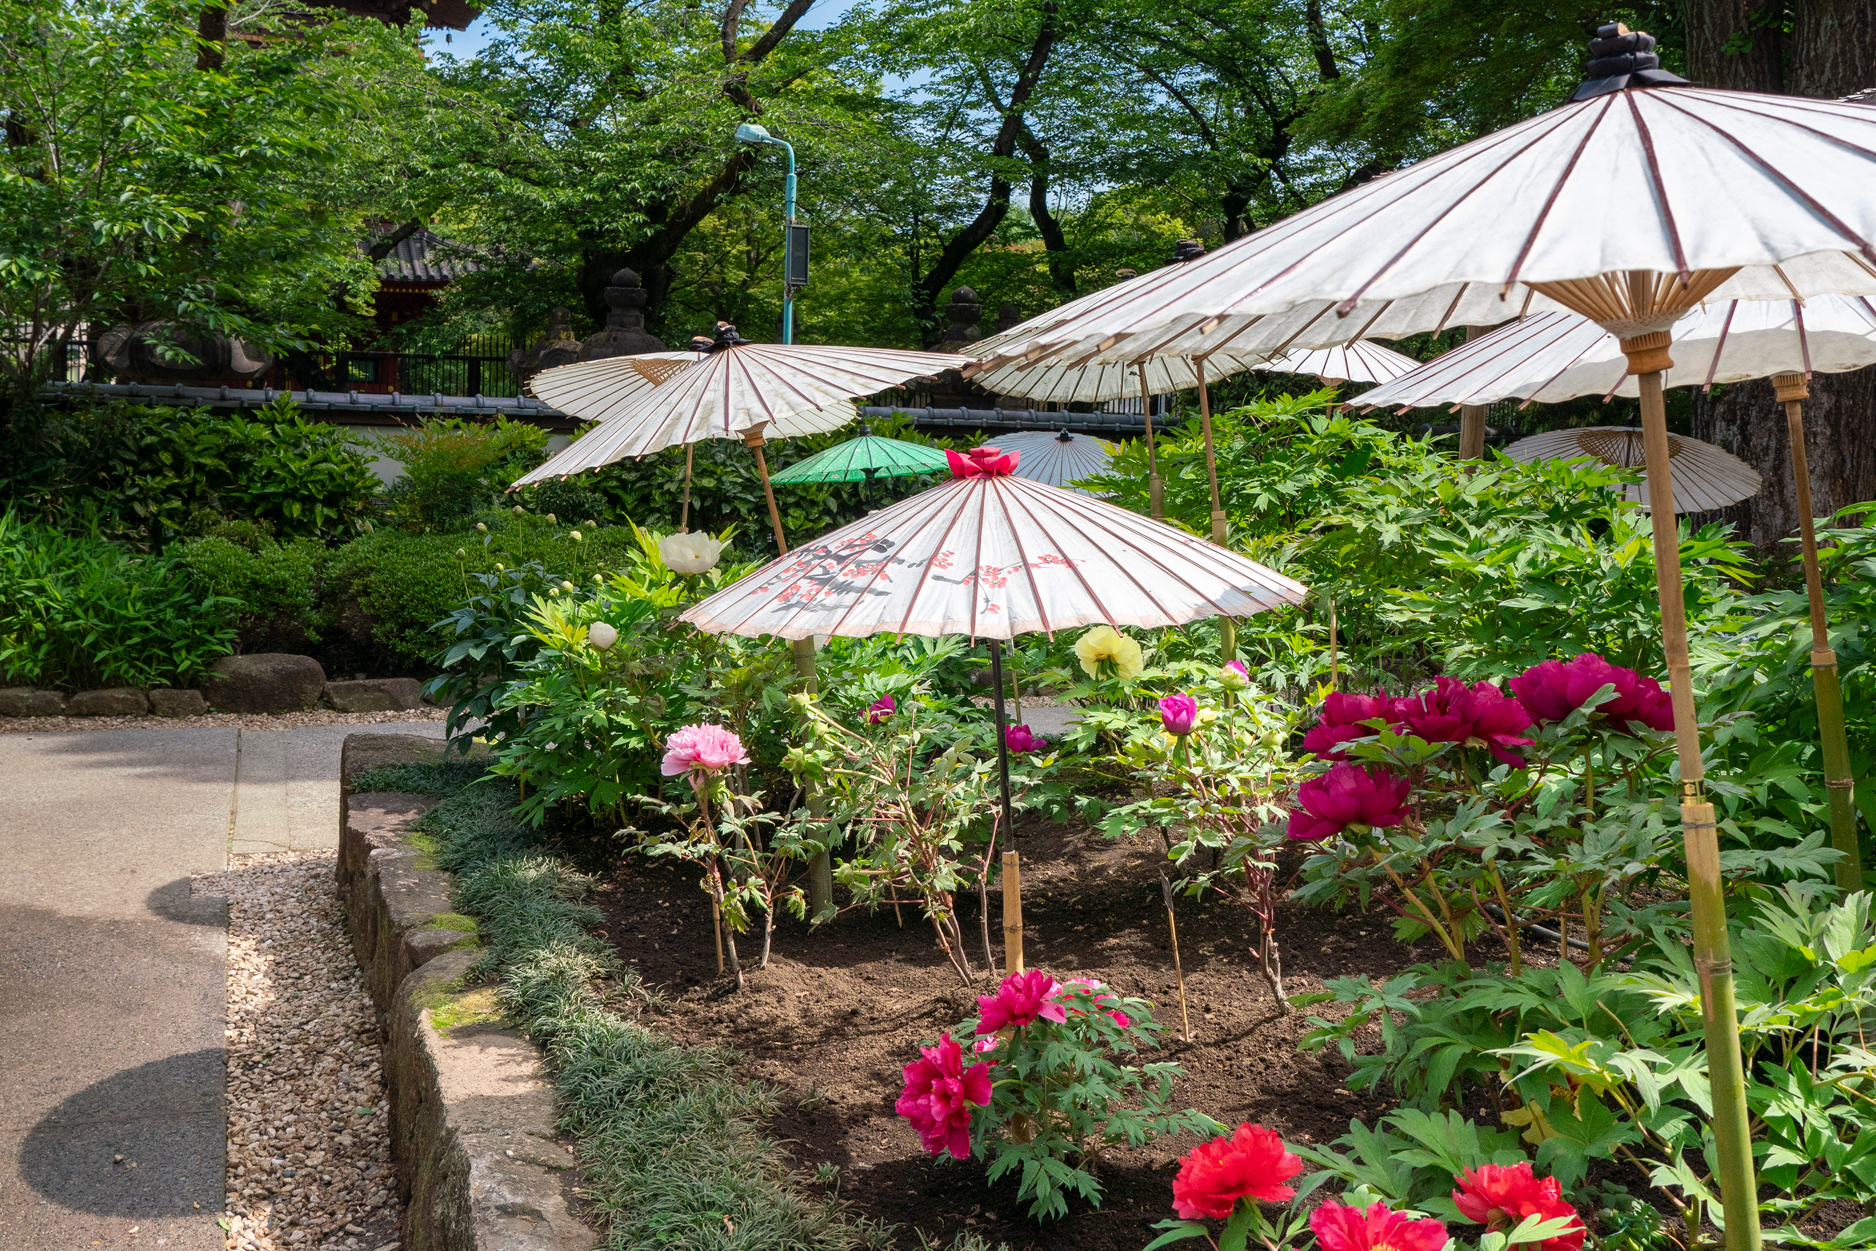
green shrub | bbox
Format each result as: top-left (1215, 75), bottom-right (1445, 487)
top-left (175, 520), bottom-right (321, 653)
top-left (318, 508), bottom-right (642, 669)
top-left (0, 395), bottom-right (378, 547)
top-left (0, 510), bottom-right (236, 688)
top-left (371, 416), bottom-right (547, 533)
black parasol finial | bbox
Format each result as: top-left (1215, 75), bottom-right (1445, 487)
top-left (1573, 22), bottom-right (1690, 101)
top-left (1170, 239), bottom-right (1206, 264)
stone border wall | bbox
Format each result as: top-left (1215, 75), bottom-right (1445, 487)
top-left (336, 733), bottom-right (597, 1251)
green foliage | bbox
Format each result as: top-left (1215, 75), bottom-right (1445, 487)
top-left (176, 520), bottom-right (322, 652)
top-left (373, 417), bottom-right (548, 533)
top-left (0, 398), bottom-right (379, 548)
top-left (952, 981), bottom-right (1217, 1221)
top-left (0, 0), bottom-right (416, 397)
top-left (320, 508), bottom-right (641, 669)
top-left (0, 510), bottom-right (235, 688)
top-left (385, 763), bottom-right (884, 1251)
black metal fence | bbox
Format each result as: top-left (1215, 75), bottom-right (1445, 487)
top-left (36, 333), bottom-right (520, 398)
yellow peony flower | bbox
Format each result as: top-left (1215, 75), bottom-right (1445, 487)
top-left (1075, 625), bottom-right (1145, 681)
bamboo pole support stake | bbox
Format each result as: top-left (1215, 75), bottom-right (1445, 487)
top-left (1774, 372), bottom-right (1862, 892)
top-left (746, 425), bottom-right (835, 915)
top-left (1458, 326), bottom-right (1488, 460)
top-left (1327, 596), bottom-right (1340, 690)
top-left (1627, 335), bottom-right (1761, 1251)
top-left (679, 442), bottom-right (695, 532)
top-left (1002, 850), bottom-right (1024, 975)
top-left (1137, 363), bottom-right (1164, 520)
top-left (712, 896), bottom-right (726, 975)
top-left (1159, 871), bottom-right (1193, 1042)
top-left (1196, 360), bottom-right (1236, 664)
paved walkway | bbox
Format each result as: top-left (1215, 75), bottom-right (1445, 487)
top-left (0, 723), bottom-right (444, 1251)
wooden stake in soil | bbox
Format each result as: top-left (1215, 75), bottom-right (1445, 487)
top-left (1002, 851), bottom-right (1024, 975)
top-left (1327, 596), bottom-right (1340, 690)
top-left (1159, 871), bottom-right (1193, 1042)
top-left (711, 895), bottom-right (725, 975)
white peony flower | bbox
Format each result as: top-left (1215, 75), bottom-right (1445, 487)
top-left (588, 622), bottom-right (618, 650)
top-left (659, 531), bottom-right (724, 575)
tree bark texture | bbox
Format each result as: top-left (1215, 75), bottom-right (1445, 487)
top-left (1680, 0), bottom-right (1876, 549)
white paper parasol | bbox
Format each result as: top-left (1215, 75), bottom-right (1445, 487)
top-left (679, 447), bottom-right (1306, 642)
top-left (515, 343), bottom-right (966, 486)
top-left (1258, 340), bottom-right (1424, 384)
top-left (1502, 426), bottom-right (1761, 513)
top-left (989, 430), bottom-right (1114, 493)
top-left (1357, 296), bottom-right (1876, 409)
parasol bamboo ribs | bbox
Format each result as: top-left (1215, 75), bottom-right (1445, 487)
top-left (1630, 337), bottom-right (1761, 1251)
top-left (1772, 373), bottom-right (1862, 892)
top-left (1136, 364), bottom-right (1165, 520)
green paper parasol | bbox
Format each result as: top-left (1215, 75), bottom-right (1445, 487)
top-left (768, 426), bottom-right (950, 484)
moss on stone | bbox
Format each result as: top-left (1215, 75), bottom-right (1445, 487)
top-left (428, 986), bottom-right (503, 1036)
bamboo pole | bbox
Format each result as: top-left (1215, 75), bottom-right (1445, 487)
top-left (1137, 363), bottom-right (1164, 520)
top-left (1627, 334), bottom-right (1761, 1251)
top-left (1774, 373), bottom-right (1863, 892)
top-left (1159, 871), bottom-right (1193, 1042)
top-left (1002, 850), bottom-right (1024, 974)
top-left (1196, 359), bottom-right (1236, 665)
top-left (1458, 326), bottom-right (1488, 460)
top-left (744, 425), bottom-right (834, 916)
top-left (1327, 596), bottom-right (1339, 691)
top-left (679, 442), bottom-right (695, 532)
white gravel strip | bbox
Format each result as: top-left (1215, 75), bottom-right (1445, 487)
top-left (0, 708), bottom-right (446, 735)
top-left (196, 852), bottom-right (403, 1251)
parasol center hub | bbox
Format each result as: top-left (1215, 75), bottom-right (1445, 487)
top-left (1618, 330), bottom-right (1674, 376)
top-left (1772, 372), bottom-right (1810, 403)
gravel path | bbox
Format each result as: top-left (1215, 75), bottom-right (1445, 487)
top-left (196, 853), bottom-right (403, 1251)
top-left (0, 709), bottom-right (446, 735)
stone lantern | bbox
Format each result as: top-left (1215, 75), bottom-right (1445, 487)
top-left (579, 269), bottom-right (668, 361)
top-left (507, 306), bottom-right (583, 388)
top-left (935, 286), bottom-right (983, 351)
top-left (92, 322), bottom-right (272, 384)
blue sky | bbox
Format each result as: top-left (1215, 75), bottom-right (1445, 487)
top-left (423, 0), bottom-right (869, 62)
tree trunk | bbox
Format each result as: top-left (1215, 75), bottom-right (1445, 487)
top-left (1680, 0), bottom-right (1876, 549)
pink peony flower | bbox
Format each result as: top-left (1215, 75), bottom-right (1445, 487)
top-left (1302, 692), bottom-right (1400, 760)
top-left (1310, 1201), bottom-right (1449, 1251)
top-left (660, 724), bottom-right (752, 777)
top-left (1005, 724), bottom-right (1049, 755)
top-left (1510, 653), bottom-right (1675, 735)
top-left (1059, 978), bottom-right (1131, 1027)
top-left (1395, 676), bottom-right (1535, 766)
top-left (1287, 763), bottom-right (1411, 842)
top-left (895, 1033), bottom-right (993, 1159)
top-left (1160, 693), bottom-right (1199, 737)
top-left (1171, 1123), bottom-right (1303, 1219)
top-left (866, 694), bottom-right (896, 725)
top-left (975, 968), bottom-right (1068, 1034)
top-left (946, 446), bottom-right (1021, 478)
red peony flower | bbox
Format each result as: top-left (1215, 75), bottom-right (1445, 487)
top-left (1005, 724), bottom-right (1050, 755)
top-left (946, 446), bottom-right (1021, 478)
top-left (1453, 1163), bottom-right (1586, 1251)
top-left (866, 694), bottom-right (896, 725)
top-left (1510, 653), bottom-right (1676, 736)
top-left (1395, 676), bottom-right (1535, 766)
top-left (1058, 978), bottom-right (1131, 1027)
top-left (1302, 692), bottom-right (1400, 759)
top-left (1310, 1201), bottom-right (1450, 1251)
top-left (895, 1033), bottom-right (993, 1159)
top-left (1171, 1123), bottom-right (1303, 1219)
top-left (975, 968), bottom-right (1068, 1034)
top-left (1160, 693), bottom-right (1200, 737)
top-left (1286, 763), bottom-right (1411, 842)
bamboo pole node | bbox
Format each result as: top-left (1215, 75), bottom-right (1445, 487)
top-left (1695, 956), bottom-right (1735, 977)
top-left (1813, 649), bottom-right (1838, 667)
top-left (1772, 372), bottom-right (1810, 403)
top-left (1619, 331), bottom-right (1674, 375)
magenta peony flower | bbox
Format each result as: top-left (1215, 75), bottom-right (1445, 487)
top-left (895, 1033), bottom-right (993, 1159)
top-left (975, 968), bottom-right (1068, 1034)
top-left (1160, 693), bottom-right (1199, 737)
top-left (1395, 676), bottom-right (1535, 766)
top-left (1302, 692), bottom-right (1400, 760)
top-left (1059, 978), bottom-right (1131, 1027)
top-left (866, 694), bottom-right (897, 725)
top-left (1510, 653), bottom-right (1675, 735)
top-left (1220, 659), bottom-right (1251, 689)
top-left (660, 724), bottom-right (752, 777)
top-left (1005, 724), bottom-right (1049, 755)
top-left (1287, 763), bottom-right (1411, 842)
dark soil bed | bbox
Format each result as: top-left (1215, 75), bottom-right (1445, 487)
top-left (586, 814), bottom-right (1441, 1251)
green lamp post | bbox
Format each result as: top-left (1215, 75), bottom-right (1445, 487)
top-left (734, 122), bottom-right (805, 344)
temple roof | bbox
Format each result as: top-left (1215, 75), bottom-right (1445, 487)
top-left (372, 228), bottom-right (478, 285)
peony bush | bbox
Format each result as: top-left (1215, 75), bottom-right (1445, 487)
top-left (897, 969), bottom-right (1218, 1219)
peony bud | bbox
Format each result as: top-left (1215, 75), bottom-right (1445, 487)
top-left (546, 513), bottom-right (557, 523)
top-left (569, 530), bottom-right (582, 541)
top-left (560, 580), bottom-right (575, 593)
top-left (513, 505), bottom-right (524, 515)
top-left (475, 522), bottom-right (488, 532)
top-left (1159, 693), bottom-right (1199, 737)
top-left (1219, 660), bottom-right (1251, 690)
top-left (587, 622), bottom-right (618, 650)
